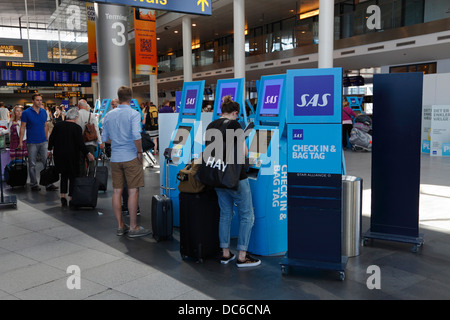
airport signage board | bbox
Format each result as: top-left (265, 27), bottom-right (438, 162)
top-left (90, 0), bottom-right (212, 16)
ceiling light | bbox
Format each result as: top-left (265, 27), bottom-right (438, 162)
top-left (299, 9), bottom-right (319, 20)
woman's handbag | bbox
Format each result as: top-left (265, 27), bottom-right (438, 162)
top-left (195, 120), bottom-right (243, 190)
top-left (39, 156), bottom-right (59, 186)
top-left (177, 158), bottom-right (205, 193)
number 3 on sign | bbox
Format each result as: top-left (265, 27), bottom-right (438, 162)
top-left (112, 22), bottom-right (126, 46)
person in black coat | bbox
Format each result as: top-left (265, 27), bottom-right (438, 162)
top-left (48, 108), bottom-right (94, 206)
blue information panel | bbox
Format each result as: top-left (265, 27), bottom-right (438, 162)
top-left (92, 0), bottom-right (212, 16)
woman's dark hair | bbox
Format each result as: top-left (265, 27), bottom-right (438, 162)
top-left (220, 95), bottom-right (240, 114)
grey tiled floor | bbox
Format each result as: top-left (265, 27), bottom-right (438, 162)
top-left (0, 150), bottom-right (450, 300)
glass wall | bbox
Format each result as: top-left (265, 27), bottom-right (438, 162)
top-left (157, 0), bottom-right (448, 75)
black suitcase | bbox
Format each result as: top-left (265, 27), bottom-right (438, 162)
top-left (151, 149), bottom-right (174, 242)
top-left (151, 194), bottom-right (173, 241)
top-left (179, 190), bottom-right (220, 262)
top-left (95, 165), bottom-right (108, 192)
top-left (4, 158), bottom-right (27, 188)
top-left (69, 176), bottom-right (99, 209)
top-left (94, 152), bottom-right (108, 192)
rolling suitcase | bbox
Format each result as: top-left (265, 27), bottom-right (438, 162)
top-left (179, 190), bottom-right (220, 262)
top-left (4, 150), bottom-right (27, 188)
top-left (69, 169), bottom-right (99, 209)
top-left (151, 148), bottom-right (174, 242)
top-left (95, 152), bottom-right (108, 192)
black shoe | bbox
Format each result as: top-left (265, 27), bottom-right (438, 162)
top-left (236, 254), bottom-right (261, 268)
top-left (46, 185), bottom-right (59, 191)
top-left (31, 185), bottom-right (41, 191)
top-left (61, 197), bottom-right (68, 207)
top-left (220, 252), bottom-right (236, 265)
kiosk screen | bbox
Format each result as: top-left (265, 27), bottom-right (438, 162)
top-left (249, 130), bottom-right (273, 154)
top-left (259, 84), bottom-right (282, 117)
top-left (172, 126), bottom-right (192, 146)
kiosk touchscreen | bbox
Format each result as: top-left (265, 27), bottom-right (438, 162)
top-left (212, 78), bottom-right (248, 128)
top-left (246, 74), bottom-right (288, 256)
top-left (163, 80), bottom-right (205, 227)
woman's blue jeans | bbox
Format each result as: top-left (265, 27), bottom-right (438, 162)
top-left (215, 179), bottom-right (255, 252)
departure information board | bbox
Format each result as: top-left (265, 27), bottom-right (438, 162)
top-left (0, 61), bottom-right (92, 87)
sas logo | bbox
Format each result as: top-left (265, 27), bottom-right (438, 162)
top-left (294, 75), bottom-right (334, 116)
top-left (293, 129), bottom-right (303, 140)
top-left (185, 89), bottom-right (197, 109)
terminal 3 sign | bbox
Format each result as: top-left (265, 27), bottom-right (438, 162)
top-left (87, 0), bottom-right (212, 15)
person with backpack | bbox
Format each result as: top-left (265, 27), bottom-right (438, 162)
top-left (143, 102), bottom-right (159, 155)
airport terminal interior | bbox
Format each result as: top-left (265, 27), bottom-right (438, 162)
top-left (1, 0), bottom-right (450, 301)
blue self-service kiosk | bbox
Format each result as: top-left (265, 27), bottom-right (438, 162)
top-left (130, 99), bottom-right (144, 121)
top-left (211, 78), bottom-right (248, 238)
top-left (164, 80), bottom-right (205, 227)
top-left (280, 68), bottom-right (346, 279)
top-left (246, 74), bottom-right (288, 256)
top-left (212, 78), bottom-right (248, 128)
top-left (96, 99), bottom-right (111, 129)
top-left (94, 99), bottom-right (101, 114)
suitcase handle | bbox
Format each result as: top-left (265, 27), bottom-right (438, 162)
top-left (160, 157), bottom-right (175, 197)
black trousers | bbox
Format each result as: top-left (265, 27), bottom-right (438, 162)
top-left (60, 173), bottom-right (76, 196)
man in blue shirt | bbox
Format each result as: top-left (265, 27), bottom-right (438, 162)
top-left (19, 93), bottom-right (58, 191)
top-left (101, 86), bottom-right (150, 238)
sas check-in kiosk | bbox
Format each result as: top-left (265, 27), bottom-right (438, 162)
top-left (212, 78), bottom-right (248, 238)
top-left (130, 99), bottom-right (144, 121)
top-left (246, 75), bottom-right (288, 256)
top-left (96, 99), bottom-right (111, 129)
top-left (280, 68), bottom-right (347, 280)
top-left (164, 80), bottom-right (205, 227)
top-left (212, 78), bottom-right (248, 128)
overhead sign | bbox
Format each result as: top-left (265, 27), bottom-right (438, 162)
top-left (91, 0), bottom-right (212, 16)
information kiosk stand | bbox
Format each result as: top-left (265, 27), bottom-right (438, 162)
top-left (246, 75), bottom-right (288, 256)
top-left (164, 81), bottom-right (205, 227)
top-left (281, 68), bottom-right (347, 280)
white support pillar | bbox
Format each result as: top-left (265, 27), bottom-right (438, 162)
top-left (149, 74), bottom-right (158, 105)
top-left (318, 0), bottom-right (334, 68)
top-left (182, 16), bottom-right (192, 82)
top-left (233, 0), bottom-right (246, 79)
